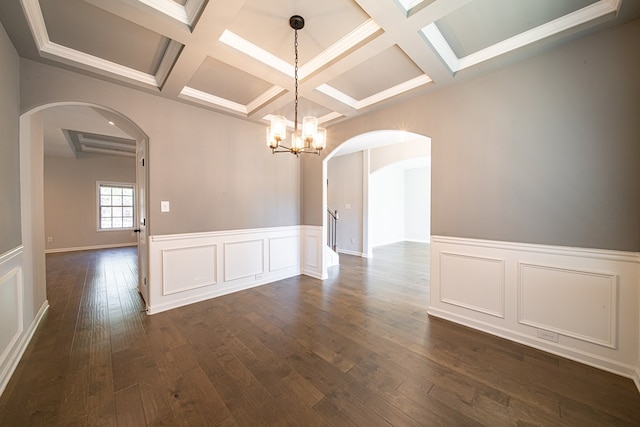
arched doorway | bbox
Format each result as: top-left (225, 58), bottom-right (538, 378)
top-left (20, 102), bottom-right (150, 308)
top-left (321, 130), bottom-right (431, 277)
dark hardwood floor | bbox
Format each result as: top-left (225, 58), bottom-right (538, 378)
top-left (1, 242), bottom-right (639, 426)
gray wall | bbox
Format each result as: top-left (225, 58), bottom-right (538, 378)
top-left (44, 155), bottom-right (137, 251)
top-left (20, 60), bottom-right (301, 237)
top-left (327, 152), bottom-right (363, 253)
top-left (0, 22), bottom-right (20, 253)
top-left (306, 18), bottom-right (640, 252)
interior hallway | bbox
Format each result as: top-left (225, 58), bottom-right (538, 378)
top-left (0, 243), bottom-right (639, 425)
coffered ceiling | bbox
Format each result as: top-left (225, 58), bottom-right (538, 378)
top-left (1, 0), bottom-right (638, 134)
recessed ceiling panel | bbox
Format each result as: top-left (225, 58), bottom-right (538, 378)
top-left (327, 45), bottom-right (423, 100)
top-left (225, 0), bottom-right (371, 64)
top-left (42, 105), bottom-right (133, 158)
top-left (65, 130), bottom-right (137, 158)
top-left (436, 0), bottom-right (598, 57)
top-left (188, 57), bottom-right (274, 105)
top-left (40, 0), bottom-right (172, 75)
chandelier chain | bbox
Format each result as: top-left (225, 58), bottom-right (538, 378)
top-left (294, 28), bottom-right (299, 136)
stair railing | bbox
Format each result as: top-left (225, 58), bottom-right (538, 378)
top-left (327, 208), bottom-right (338, 252)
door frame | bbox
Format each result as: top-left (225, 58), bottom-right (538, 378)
top-left (136, 138), bottom-right (149, 308)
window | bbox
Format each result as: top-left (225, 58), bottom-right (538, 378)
top-left (98, 182), bottom-right (135, 230)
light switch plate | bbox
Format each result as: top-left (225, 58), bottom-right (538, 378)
top-left (161, 201), bottom-right (170, 212)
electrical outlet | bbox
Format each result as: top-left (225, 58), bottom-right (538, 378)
top-left (255, 274), bottom-right (263, 280)
top-left (350, 238), bottom-right (355, 244)
top-left (47, 237), bottom-right (53, 243)
top-left (537, 329), bottom-right (559, 343)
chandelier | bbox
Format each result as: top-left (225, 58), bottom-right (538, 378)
top-left (266, 15), bottom-right (326, 156)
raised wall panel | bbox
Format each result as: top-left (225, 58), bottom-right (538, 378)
top-left (0, 268), bottom-right (23, 366)
top-left (305, 234), bottom-right (320, 269)
top-left (162, 244), bottom-right (217, 295)
top-left (302, 226), bottom-right (325, 279)
top-left (519, 263), bottom-right (618, 348)
top-left (440, 251), bottom-right (505, 318)
top-left (269, 235), bottom-right (299, 272)
top-left (224, 239), bottom-right (264, 282)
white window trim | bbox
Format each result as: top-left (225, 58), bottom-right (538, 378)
top-left (96, 181), bottom-right (136, 232)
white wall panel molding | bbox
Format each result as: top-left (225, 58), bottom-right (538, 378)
top-left (148, 226), bottom-right (303, 314)
top-left (150, 226), bottom-right (300, 242)
top-left (0, 246), bottom-right (24, 265)
top-left (0, 267), bottom-right (23, 379)
top-left (224, 240), bottom-right (264, 282)
top-left (440, 252), bottom-right (505, 318)
top-left (0, 246), bottom-right (49, 397)
top-left (162, 244), bottom-right (217, 295)
top-left (429, 236), bottom-right (640, 382)
top-left (269, 235), bottom-right (300, 272)
top-left (301, 226), bottom-right (326, 280)
top-left (518, 262), bottom-right (617, 349)
top-left (433, 235), bottom-right (640, 263)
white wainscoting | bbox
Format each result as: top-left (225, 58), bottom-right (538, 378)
top-left (162, 244), bottom-right (217, 295)
top-left (224, 240), bottom-right (263, 282)
top-left (270, 235), bottom-right (300, 272)
top-left (430, 236), bottom-right (640, 383)
top-left (0, 246), bottom-right (48, 396)
top-left (440, 252), bottom-right (505, 318)
top-left (301, 226), bottom-right (326, 280)
top-left (518, 262), bottom-right (618, 349)
top-left (148, 226), bottom-right (324, 314)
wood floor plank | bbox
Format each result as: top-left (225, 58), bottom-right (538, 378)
top-left (211, 372), bottom-right (271, 426)
top-left (131, 354), bottom-right (172, 425)
top-left (87, 337), bottom-right (117, 426)
top-left (115, 385), bottom-right (146, 426)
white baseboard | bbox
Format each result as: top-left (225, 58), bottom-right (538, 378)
top-left (0, 300), bottom-right (48, 397)
top-left (45, 242), bottom-right (136, 254)
top-left (370, 238), bottom-right (404, 248)
top-left (427, 306), bottom-right (638, 380)
top-left (404, 238), bottom-right (431, 244)
top-left (303, 270), bottom-right (327, 280)
top-left (338, 249), bottom-right (365, 257)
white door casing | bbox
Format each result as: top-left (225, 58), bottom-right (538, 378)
top-left (136, 139), bottom-right (149, 307)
